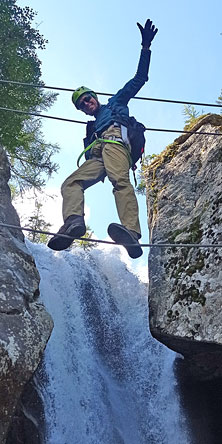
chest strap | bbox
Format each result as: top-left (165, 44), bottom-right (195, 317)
top-left (77, 138), bottom-right (131, 167)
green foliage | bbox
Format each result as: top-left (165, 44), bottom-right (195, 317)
top-left (7, 118), bottom-right (59, 189)
top-left (73, 225), bottom-right (98, 251)
top-left (9, 183), bottom-right (19, 200)
top-left (182, 105), bottom-right (200, 130)
top-left (25, 199), bottom-right (52, 244)
top-left (182, 105), bottom-right (209, 132)
top-left (0, 0), bottom-right (59, 189)
top-left (216, 89), bottom-right (222, 115)
top-left (136, 154), bottom-right (158, 195)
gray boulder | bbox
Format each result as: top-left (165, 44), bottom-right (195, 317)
top-left (0, 146), bottom-right (53, 443)
top-left (146, 114), bottom-right (222, 380)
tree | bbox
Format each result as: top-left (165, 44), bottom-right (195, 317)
top-left (0, 0), bottom-right (59, 190)
top-left (7, 118), bottom-right (59, 189)
top-left (73, 225), bottom-right (98, 251)
top-left (182, 105), bottom-right (200, 130)
top-left (216, 90), bottom-right (222, 115)
top-left (25, 198), bottom-right (52, 244)
top-left (136, 154), bottom-right (158, 195)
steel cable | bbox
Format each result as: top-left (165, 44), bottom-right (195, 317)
top-left (0, 106), bottom-right (221, 137)
top-left (0, 223), bottom-right (221, 248)
top-left (0, 79), bottom-right (221, 108)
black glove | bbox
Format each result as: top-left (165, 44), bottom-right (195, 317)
top-left (137, 19), bottom-right (158, 48)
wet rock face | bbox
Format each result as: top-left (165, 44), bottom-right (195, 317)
top-left (0, 147), bottom-right (53, 443)
top-left (146, 115), bottom-right (222, 380)
top-left (6, 377), bottom-right (46, 444)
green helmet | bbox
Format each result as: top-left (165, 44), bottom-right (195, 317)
top-left (72, 86), bottom-right (98, 109)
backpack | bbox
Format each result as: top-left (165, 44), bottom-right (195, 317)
top-left (83, 117), bottom-right (146, 169)
top-left (127, 116), bottom-right (146, 170)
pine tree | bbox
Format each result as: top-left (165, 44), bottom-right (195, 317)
top-left (136, 154), bottom-right (158, 195)
top-left (0, 0), bottom-right (59, 190)
top-left (25, 199), bottom-right (52, 244)
top-left (73, 225), bottom-right (98, 251)
top-left (182, 105), bottom-right (200, 130)
top-left (216, 90), bottom-right (222, 115)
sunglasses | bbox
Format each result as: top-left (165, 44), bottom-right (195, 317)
top-left (78, 94), bottom-right (92, 110)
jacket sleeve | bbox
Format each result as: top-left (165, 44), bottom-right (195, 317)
top-left (109, 49), bottom-right (151, 106)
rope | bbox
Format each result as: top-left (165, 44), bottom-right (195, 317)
top-left (0, 106), bottom-right (221, 137)
top-left (0, 223), bottom-right (221, 248)
top-left (0, 79), bottom-right (221, 109)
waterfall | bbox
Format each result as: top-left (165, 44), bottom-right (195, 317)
top-left (27, 242), bottom-right (190, 444)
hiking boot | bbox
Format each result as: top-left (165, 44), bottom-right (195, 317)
top-left (48, 215), bottom-right (86, 251)
top-left (108, 223), bottom-right (143, 259)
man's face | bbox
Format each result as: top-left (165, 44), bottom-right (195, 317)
top-left (78, 94), bottom-right (100, 116)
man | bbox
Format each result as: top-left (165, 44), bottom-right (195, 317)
top-left (48, 19), bottom-right (158, 258)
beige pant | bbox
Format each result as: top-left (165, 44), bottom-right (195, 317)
top-left (61, 125), bottom-right (141, 235)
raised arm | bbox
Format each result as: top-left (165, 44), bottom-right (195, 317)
top-left (109, 19), bottom-right (158, 106)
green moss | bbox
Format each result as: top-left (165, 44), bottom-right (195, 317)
top-left (146, 114), bottom-right (207, 175)
top-left (183, 113), bottom-right (208, 131)
top-left (186, 253), bottom-right (205, 276)
top-left (168, 227), bottom-right (187, 243)
top-left (174, 285), bottom-right (206, 306)
top-left (171, 264), bottom-right (185, 279)
top-left (146, 141), bottom-right (180, 178)
top-left (186, 265), bottom-right (196, 276)
top-left (186, 265), bottom-right (198, 276)
top-left (148, 180), bottom-right (167, 216)
top-left (167, 216), bottom-right (203, 245)
top-left (144, 114), bottom-right (222, 184)
top-left (188, 216), bottom-right (203, 243)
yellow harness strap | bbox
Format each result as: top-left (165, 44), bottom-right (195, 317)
top-left (77, 138), bottom-right (131, 167)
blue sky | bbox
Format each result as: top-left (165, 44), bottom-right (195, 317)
top-left (16, 0), bottom-right (222, 270)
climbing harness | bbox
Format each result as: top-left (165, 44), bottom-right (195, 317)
top-left (77, 137), bottom-right (131, 167)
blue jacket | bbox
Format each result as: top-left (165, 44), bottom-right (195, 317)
top-left (84, 48), bottom-right (151, 158)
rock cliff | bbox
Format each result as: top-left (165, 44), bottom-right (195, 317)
top-left (146, 114), bottom-right (222, 380)
top-left (0, 146), bottom-right (53, 443)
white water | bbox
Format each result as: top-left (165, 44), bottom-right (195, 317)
top-left (27, 242), bottom-right (190, 444)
